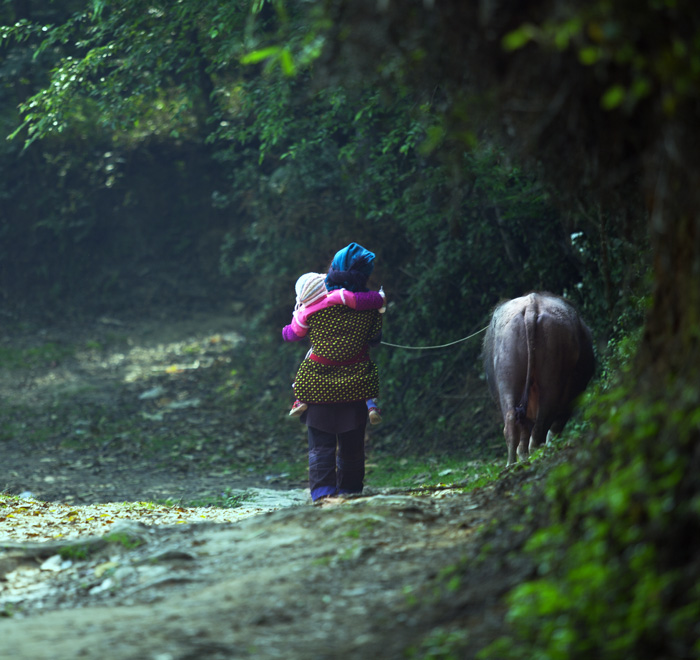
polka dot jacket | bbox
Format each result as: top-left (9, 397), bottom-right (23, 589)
top-left (293, 305), bottom-right (382, 404)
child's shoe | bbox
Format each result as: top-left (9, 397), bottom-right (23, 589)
top-left (289, 400), bottom-right (308, 416)
top-left (368, 406), bottom-right (382, 425)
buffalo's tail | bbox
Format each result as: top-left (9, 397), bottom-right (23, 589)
top-left (515, 295), bottom-right (538, 426)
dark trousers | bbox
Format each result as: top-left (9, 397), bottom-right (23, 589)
top-left (307, 425), bottom-right (365, 501)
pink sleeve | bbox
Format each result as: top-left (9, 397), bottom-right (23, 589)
top-left (297, 299), bottom-right (330, 326)
top-left (291, 313), bottom-right (309, 337)
top-left (295, 292), bottom-right (345, 326)
top-left (292, 289), bottom-right (379, 329)
top-left (326, 289), bottom-right (355, 308)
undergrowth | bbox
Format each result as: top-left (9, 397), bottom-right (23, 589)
top-left (476, 377), bottom-right (700, 660)
top-left (468, 315), bottom-right (700, 660)
top-left (366, 455), bottom-right (501, 491)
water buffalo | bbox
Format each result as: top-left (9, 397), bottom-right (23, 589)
top-left (483, 292), bottom-right (595, 465)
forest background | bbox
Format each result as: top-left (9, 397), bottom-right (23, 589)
top-left (1, 1), bottom-right (699, 658)
top-left (0, 0), bottom-right (647, 452)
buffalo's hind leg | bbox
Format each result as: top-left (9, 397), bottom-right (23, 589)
top-left (504, 410), bottom-right (519, 466)
top-left (505, 410), bottom-right (532, 465)
top-left (528, 420), bottom-right (549, 455)
top-left (517, 426), bottom-right (530, 462)
top-left (545, 416), bottom-right (570, 445)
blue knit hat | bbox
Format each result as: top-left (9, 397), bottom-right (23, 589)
top-left (325, 243), bottom-right (375, 292)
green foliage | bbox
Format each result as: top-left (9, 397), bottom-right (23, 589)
top-left (502, 0), bottom-right (700, 115)
top-left (407, 626), bottom-right (470, 660)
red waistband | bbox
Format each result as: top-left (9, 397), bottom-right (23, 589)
top-left (309, 349), bottom-right (369, 367)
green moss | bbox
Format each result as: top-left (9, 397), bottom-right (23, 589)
top-left (407, 626), bottom-right (470, 660)
top-left (0, 343), bottom-right (74, 370)
top-left (103, 531), bottom-right (144, 550)
top-left (187, 488), bottom-right (253, 509)
top-left (58, 544), bottom-right (91, 560)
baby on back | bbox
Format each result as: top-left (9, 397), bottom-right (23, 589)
top-left (282, 272), bottom-right (385, 423)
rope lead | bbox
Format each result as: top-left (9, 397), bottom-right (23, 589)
top-left (380, 325), bottom-right (488, 351)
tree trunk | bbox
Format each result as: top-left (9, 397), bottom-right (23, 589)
top-left (640, 138), bottom-right (700, 383)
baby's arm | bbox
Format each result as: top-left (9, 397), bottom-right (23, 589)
top-left (294, 288), bottom-right (387, 327)
top-left (321, 288), bottom-right (386, 311)
top-left (282, 313), bottom-right (309, 341)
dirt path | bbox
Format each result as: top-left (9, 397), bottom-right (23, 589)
top-left (0, 308), bottom-right (303, 504)
top-left (1, 485), bottom-right (529, 660)
top-left (0, 307), bottom-right (533, 659)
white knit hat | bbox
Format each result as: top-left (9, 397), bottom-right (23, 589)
top-left (295, 272), bottom-right (327, 309)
